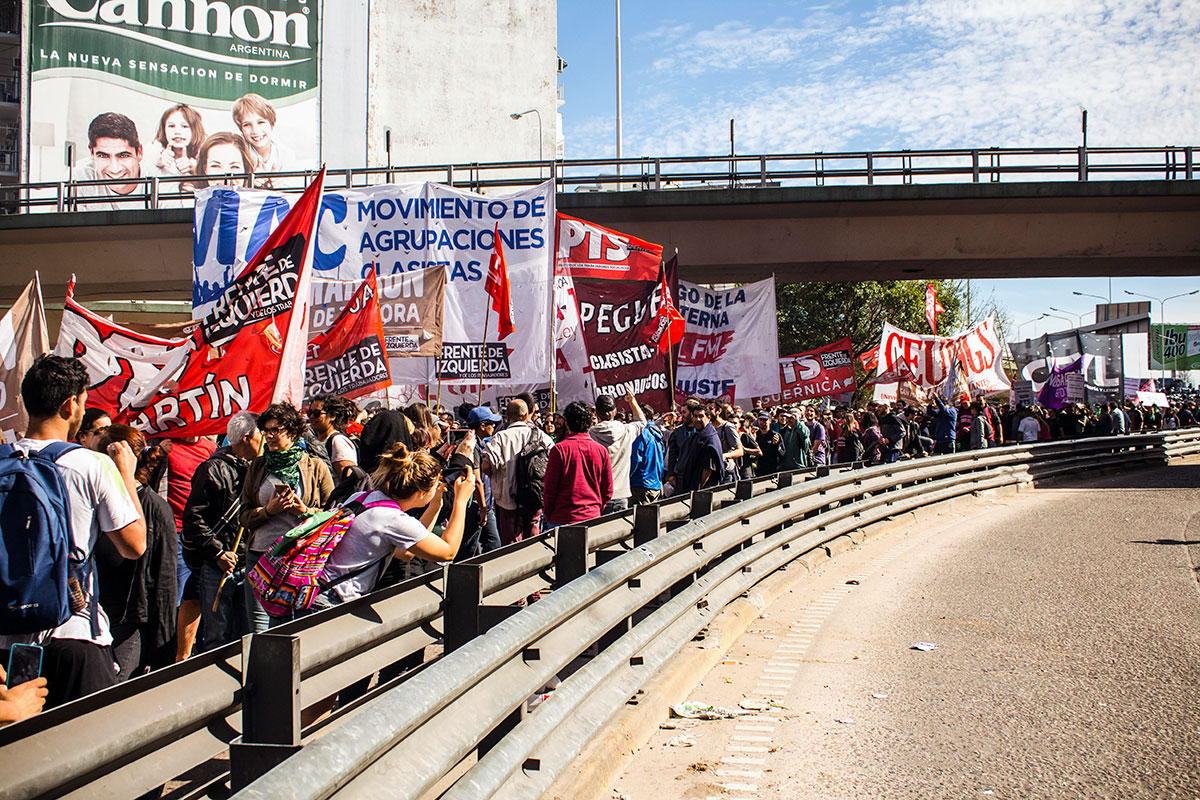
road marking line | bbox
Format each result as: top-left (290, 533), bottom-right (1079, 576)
top-left (721, 756), bottom-right (767, 765)
top-left (716, 768), bottom-right (764, 778)
top-left (758, 676), bottom-right (792, 683)
top-left (719, 783), bottom-right (759, 792)
top-left (736, 724), bottom-right (775, 732)
top-left (726, 744), bottom-right (769, 753)
top-left (763, 667), bottom-right (796, 674)
top-left (731, 734), bottom-right (772, 742)
top-left (767, 660), bottom-right (801, 666)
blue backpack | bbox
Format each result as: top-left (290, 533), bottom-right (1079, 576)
top-left (630, 424), bottom-right (666, 491)
top-left (0, 441), bottom-right (83, 635)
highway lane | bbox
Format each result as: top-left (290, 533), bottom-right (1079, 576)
top-left (609, 461), bottom-right (1200, 800)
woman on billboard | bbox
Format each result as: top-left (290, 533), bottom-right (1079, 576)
top-left (185, 132), bottom-right (256, 191)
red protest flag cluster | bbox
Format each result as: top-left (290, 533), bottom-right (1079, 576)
top-left (643, 256), bottom-right (685, 353)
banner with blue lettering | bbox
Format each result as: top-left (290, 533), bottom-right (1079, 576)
top-left (192, 180), bottom-right (556, 386)
top-left (675, 278), bottom-right (781, 401)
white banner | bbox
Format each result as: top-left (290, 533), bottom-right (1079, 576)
top-left (675, 278), bottom-right (780, 401)
top-left (873, 317), bottom-right (1010, 404)
top-left (192, 181), bottom-right (556, 386)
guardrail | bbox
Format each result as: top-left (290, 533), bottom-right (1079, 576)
top-left (1, 145), bottom-right (1196, 215)
top-left (1, 430), bottom-right (1197, 800)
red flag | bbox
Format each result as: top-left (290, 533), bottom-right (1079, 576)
top-left (644, 256), bottom-right (685, 353)
top-left (305, 272), bottom-right (391, 402)
top-left (859, 346), bottom-right (879, 373)
top-left (120, 168), bottom-right (326, 436)
top-left (925, 283), bottom-right (945, 334)
top-left (486, 223), bottom-right (515, 340)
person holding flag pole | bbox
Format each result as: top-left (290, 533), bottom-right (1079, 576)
top-left (479, 222), bottom-right (516, 404)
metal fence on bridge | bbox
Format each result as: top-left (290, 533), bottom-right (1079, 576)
top-left (2, 430), bottom-right (1198, 800)
top-left (1, 144), bottom-right (1195, 215)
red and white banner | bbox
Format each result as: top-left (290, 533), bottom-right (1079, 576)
top-left (574, 278), bottom-right (672, 411)
top-left (1, 276), bottom-right (50, 442)
top-left (122, 170), bottom-right (326, 436)
top-left (555, 213), bottom-right (663, 282)
top-left (675, 277), bottom-right (780, 401)
top-left (873, 317), bottom-right (1009, 403)
top-left (925, 283), bottom-right (945, 334)
top-left (305, 272), bottom-right (391, 403)
top-left (754, 337), bottom-right (855, 408)
top-left (54, 282), bottom-right (190, 417)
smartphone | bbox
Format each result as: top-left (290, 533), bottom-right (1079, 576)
top-left (447, 428), bottom-right (469, 446)
top-left (6, 643), bottom-right (43, 687)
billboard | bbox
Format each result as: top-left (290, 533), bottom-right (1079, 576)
top-left (1149, 324), bottom-right (1200, 371)
top-left (28, 0), bottom-right (319, 196)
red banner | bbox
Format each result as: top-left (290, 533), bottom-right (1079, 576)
top-left (574, 278), bottom-right (671, 411)
top-left (55, 285), bottom-right (190, 417)
top-left (121, 171), bottom-right (325, 436)
top-left (305, 272), bottom-right (391, 402)
top-left (753, 337), bottom-right (856, 407)
top-left (555, 212), bottom-right (663, 281)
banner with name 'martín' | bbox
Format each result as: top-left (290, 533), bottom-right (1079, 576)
top-left (29, 0), bottom-right (319, 189)
top-left (192, 181), bottom-right (556, 387)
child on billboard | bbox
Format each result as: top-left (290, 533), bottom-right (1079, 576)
top-left (146, 104), bottom-right (206, 178)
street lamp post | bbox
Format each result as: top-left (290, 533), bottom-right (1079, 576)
top-left (1016, 313), bottom-right (1048, 340)
top-left (1124, 289), bottom-right (1200, 384)
top-left (1048, 306), bottom-right (1085, 327)
top-left (1071, 290), bottom-right (1107, 324)
top-left (509, 109), bottom-right (544, 178)
top-left (1043, 313), bottom-right (1072, 331)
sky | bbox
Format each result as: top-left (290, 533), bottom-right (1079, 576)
top-left (555, 0), bottom-right (1200, 342)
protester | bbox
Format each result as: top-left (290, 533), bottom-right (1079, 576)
top-left (544, 401), bottom-right (614, 528)
top-left (0, 664), bottom-right (48, 726)
top-left (588, 385), bottom-right (647, 514)
top-left (969, 400), bottom-right (993, 449)
top-left (737, 416), bottom-right (761, 479)
top-left (307, 395), bottom-right (360, 479)
top-left (239, 403), bottom-right (333, 633)
top-left (674, 404), bottom-right (724, 491)
top-left (664, 399), bottom-right (701, 494)
top-left (755, 413), bottom-right (783, 474)
top-left (93, 425), bottom-right (178, 677)
top-left (481, 399), bottom-right (553, 545)
top-left (932, 395), bottom-right (957, 454)
top-left (0, 355), bottom-right (146, 708)
top-left (629, 408), bottom-right (667, 504)
top-left (358, 404), bottom-right (418, 471)
top-left (805, 405), bottom-right (827, 466)
top-left (779, 408), bottom-right (810, 471)
top-left (74, 408), bottom-right (112, 450)
top-left (180, 411), bottom-right (260, 652)
top-left (164, 435), bottom-right (216, 662)
top-left (715, 404), bottom-right (745, 478)
top-left (461, 405), bottom-right (502, 558)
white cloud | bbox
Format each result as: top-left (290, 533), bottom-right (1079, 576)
top-left (566, 0), bottom-right (1200, 160)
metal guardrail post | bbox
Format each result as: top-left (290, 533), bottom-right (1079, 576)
top-left (149, 176), bottom-right (159, 209)
top-left (445, 563), bottom-right (525, 654)
top-left (447, 164), bottom-right (454, 186)
top-left (971, 150), bottom-right (980, 183)
top-left (554, 526), bottom-right (589, 589)
top-left (1078, 146), bottom-right (1088, 181)
top-left (690, 490), bottom-right (714, 519)
top-left (777, 472), bottom-right (793, 488)
top-left (230, 633), bottom-right (302, 791)
top-left (653, 158), bottom-right (661, 190)
top-left (866, 153), bottom-right (874, 185)
top-left (55, 181), bottom-right (64, 213)
top-left (633, 504), bottom-right (661, 546)
top-left (760, 156), bottom-right (767, 186)
top-left (1186, 147), bottom-right (1194, 180)
top-left (735, 480), bottom-right (754, 501)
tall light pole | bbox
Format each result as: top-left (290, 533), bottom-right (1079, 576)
top-left (1016, 313), bottom-right (1048, 340)
top-left (1043, 312), bottom-right (1072, 330)
top-left (1072, 290), bottom-right (1107, 322)
top-left (615, 0), bottom-right (622, 181)
top-left (1048, 306), bottom-right (1085, 327)
top-left (1125, 289), bottom-right (1199, 383)
top-left (509, 109), bottom-right (543, 177)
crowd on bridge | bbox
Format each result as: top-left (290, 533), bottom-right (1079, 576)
top-left (2, 353), bottom-right (1196, 727)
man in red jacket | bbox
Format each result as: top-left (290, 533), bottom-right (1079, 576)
top-left (543, 401), bottom-right (613, 528)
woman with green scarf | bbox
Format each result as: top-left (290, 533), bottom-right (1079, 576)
top-left (240, 402), bottom-right (333, 633)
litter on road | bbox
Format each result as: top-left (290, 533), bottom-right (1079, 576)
top-left (911, 642), bottom-right (940, 651)
top-left (670, 702), bottom-right (750, 720)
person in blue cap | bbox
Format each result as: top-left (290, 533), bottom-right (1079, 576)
top-left (461, 405), bottom-right (502, 557)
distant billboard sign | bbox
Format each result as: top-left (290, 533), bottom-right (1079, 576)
top-left (1149, 324), bottom-right (1200, 371)
top-left (28, 0), bottom-right (319, 198)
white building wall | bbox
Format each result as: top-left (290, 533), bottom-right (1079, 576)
top-left (366, 0), bottom-right (558, 169)
top-left (319, 0), bottom-right (369, 169)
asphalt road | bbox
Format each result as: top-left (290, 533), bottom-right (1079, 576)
top-left (610, 461), bottom-right (1200, 800)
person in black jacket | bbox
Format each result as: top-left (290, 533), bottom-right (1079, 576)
top-left (180, 411), bottom-right (261, 653)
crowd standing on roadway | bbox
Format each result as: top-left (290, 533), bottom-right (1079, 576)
top-left (1, 354), bottom-right (1195, 727)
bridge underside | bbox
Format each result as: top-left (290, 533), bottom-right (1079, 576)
top-left (1, 180), bottom-right (1197, 306)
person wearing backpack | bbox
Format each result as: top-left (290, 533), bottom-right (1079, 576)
top-left (630, 410), bottom-right (667, 504)
top-left (481, 399), bottom-right (553, 545)
top-left (0, 355), bottom-right (146, 709)
top-left (239, 403), bottom-right (333, 634)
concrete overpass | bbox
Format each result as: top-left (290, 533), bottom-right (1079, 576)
top-left (1, 179), bottom-right (1197, 307)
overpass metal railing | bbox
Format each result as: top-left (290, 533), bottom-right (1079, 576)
top-left (1, 430), bottom-right (1196, 800)
top-left (1, 145), bottom-right (1196, 216)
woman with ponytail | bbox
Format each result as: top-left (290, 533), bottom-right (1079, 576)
top-left (316, 434), bottom-right (476, 605)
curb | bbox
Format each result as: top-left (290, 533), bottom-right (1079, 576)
top-left (543, 486), bottom-right (1009, 800)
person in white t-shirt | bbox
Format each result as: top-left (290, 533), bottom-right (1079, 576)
top-left (1017, 408), bottom-right (1043, 442)
top-left (318, 436), bottom-right (476, 604)
top-left (306, 394), bottom-right (361, 480)
top-left (0, 356), bottom-right (145, 709)
top-left (587, 384), bottom-right (647, 514)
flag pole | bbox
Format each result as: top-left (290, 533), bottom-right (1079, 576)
top-left (478, 302), bottom-right (492, 405)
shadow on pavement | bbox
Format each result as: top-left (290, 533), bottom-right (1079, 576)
top-left (1041, 463), bottom-right (1200, 491)
top-left (1131, 539), bottom-right (1193, 546)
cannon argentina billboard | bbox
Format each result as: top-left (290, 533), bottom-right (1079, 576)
top-left (28, 0), bottom-right (319, 194)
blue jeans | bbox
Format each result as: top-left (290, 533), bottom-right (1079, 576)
top-left (244, 551), bottom-right (271, 634)
top-left (199, 561), bottom-right (245, 652)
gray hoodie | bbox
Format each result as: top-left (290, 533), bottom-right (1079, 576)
top-left (588, 419), bottom-right (646, 500)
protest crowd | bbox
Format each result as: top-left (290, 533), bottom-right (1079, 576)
top-left (3, 350), bottom-right (1194, 725)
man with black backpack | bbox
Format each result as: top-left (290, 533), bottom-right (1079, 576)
top-left (481, 399), bottom-right (553, 545)
top-left (0, 355), bottom-right (146, 708)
